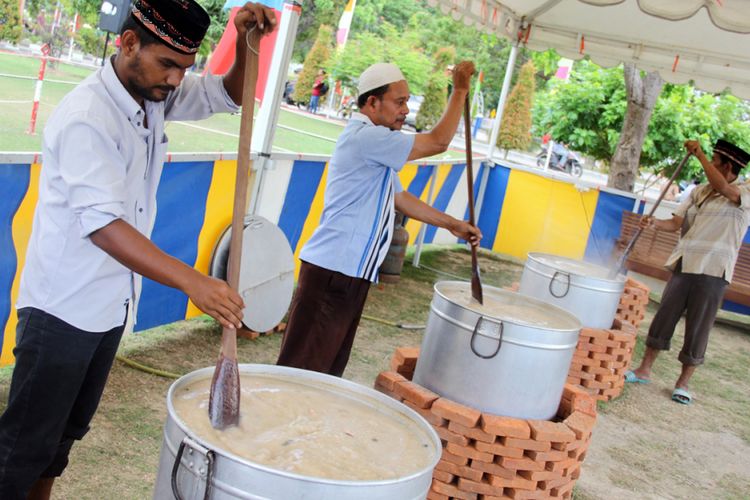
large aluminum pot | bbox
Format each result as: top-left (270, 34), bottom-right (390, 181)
top-left (519, 252), bottom-right (626, 329)
top-left (153, 364), bottom-right (441, 500)
top-left (413, 281), bottom-right (581, 420)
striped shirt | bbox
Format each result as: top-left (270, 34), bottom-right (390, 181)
top-left (300, 113), bottom-right (414, 281)
top-left (667, 180), bottom-right (750, 282)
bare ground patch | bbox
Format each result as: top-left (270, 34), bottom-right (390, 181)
top-left (0, 247), bottom-right (747, 499)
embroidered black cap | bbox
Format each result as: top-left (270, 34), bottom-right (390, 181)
top-left (714, 139), bottom-right (750, 171)
top-left (130, 0), bottom-right (210, 55)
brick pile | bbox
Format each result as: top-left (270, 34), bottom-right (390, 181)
top-left (377, 347), bottom-right (597, 500)
top-left (614, 277), bottom-right (650, 329)
top-left (566, 318), bottom-right (637, 401)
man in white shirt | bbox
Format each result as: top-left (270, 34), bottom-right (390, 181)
top-left (0, 2), bottom-right (276, 498)
top-left (276, 61), bottom-right (482, 376)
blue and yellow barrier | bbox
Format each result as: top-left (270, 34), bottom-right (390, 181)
top-left (0, 153), bottom-right (701, 366)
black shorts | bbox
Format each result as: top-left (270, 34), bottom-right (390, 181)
top-left (646, 268), bottom-right (728, 365)
top-left (0, 307), bottom-right (126, 499)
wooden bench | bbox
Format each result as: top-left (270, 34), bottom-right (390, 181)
top-left (617, 211), bottom-right (750, 307)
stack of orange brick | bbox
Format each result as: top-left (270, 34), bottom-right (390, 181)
top-left (566, 318), bottom-right (637, 401)
top-left (377, 347), bottom-right (597, 500)
top-left (614, 277), bottom-right (650, 329)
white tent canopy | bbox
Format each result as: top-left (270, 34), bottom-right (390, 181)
top-left (427, 0), bottom-right (750, 99)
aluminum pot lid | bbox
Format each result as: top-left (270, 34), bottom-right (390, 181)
top-left (527, 252), bottom-right (625, 282)
top-left (435, 281), bottom-right (581, 331)
top-left (210, 216), bottom-right (295, 332)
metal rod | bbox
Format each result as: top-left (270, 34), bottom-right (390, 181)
top-left (609, 152), bottom-right (691, 278)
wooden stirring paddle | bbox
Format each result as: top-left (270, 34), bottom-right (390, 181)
top-left (463, 97), bottom-right (483, 304)
top-left (208, 26), bottom-right (262, 430)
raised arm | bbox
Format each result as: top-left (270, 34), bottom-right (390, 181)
top-left (222, 2), bottom-right (278, 106)
top-left (408, 61), bottom-right (475, 161)
top-left (685, 140), bottom-right (741, 204)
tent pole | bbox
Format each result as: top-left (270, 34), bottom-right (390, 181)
top-left (487, 41), bottom-right (519, 161)
top-left (412, 165), bottom-right (437, 268)
top-left (249, 0), bottom-right (302, 215)
top-left (473, 161), bottom-right (491, 231)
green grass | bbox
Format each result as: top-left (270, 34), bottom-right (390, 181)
top-left (0, 52), bottom-right (343, 154)
top-left (0, 52), bottom-right (464, 160)
top-left (1, 247), bottom-right (749, 498)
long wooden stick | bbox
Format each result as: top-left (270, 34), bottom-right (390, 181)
top-left (463, 97), bottom-right (483, 304)
top-left (209, 27), bottom-right (262, 430)
top-left (609, 152), bottom-right (691, 279)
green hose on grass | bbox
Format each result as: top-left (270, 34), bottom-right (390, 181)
top-left (116, 354), bottom-right (182, 379)
top-left (360, 314), bottom-right (425, 330)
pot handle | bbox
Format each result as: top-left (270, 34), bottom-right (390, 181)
top-left (549, 271), bottom-right (571, 298)
top-left (470, 316), bottom-right (504, 359)
top-left (171, 436), bottom-right (215, 500)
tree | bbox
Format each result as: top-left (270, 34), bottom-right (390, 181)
top-left (533, 61), bottom-right (626, 162)
top-left (327, 23), bottom-right (432, 95)
top-left (608, 64), bottom-right (663, 191)
top-left (415, 47), bottom-right (453, 131)
top-left (0, 0), bottom-right (22, 43)
top-left (292, 0), bottom-right (347, 61)
top-left (409, 8), bottom-right (513, 113)
top-left (533, 59), bottom-right (750, 190)
top-left (352, 0), bottom-right (422, 34)
top-left (197, 0), bottom-right (230, 58)
top-left (497, 60), bottom-right (535, 152)
top-left (293, 24), bottom-right (333, 106)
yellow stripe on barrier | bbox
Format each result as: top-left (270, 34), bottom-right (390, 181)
top-left (493, 171), bottom-right (598, 260)
top-left (185, 160), bottom-right (236, 319)
top-left (293, 164), bottom-right (329, 279)
top-left (2, 163), bottom-right (41, 366)
top-left (405, 163), bottom-right (452, 245)
top-left (397, 163), bottom-right (419, 197)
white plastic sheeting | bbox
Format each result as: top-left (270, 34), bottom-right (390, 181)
top-left (426, 0), bottom-right (750, 98)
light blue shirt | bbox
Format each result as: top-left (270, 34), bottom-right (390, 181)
top-left (300, 112), bottom-right (415, 281)
top-left (17, 58), bottom-right (238, 331)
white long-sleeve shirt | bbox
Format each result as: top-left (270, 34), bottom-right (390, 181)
top-left (17, 58), bottom-right (238, 331)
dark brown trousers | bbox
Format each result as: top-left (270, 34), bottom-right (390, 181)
top-left (646, 266), bottom-right (728, 366)
top-left (276, 261), bottom-right (371, 377)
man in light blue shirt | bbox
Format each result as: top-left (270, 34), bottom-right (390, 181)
top-left (277, 61), bottom-right (482, 376)
top-left (0, 2), bottom-right (276, 498)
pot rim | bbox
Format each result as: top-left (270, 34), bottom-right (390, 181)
top-left (165, 364), bottom-right (442, 487)
top-left (433, 280), bottom-right (582, 332)
top-left (527, 252), bottom-right (626, 286)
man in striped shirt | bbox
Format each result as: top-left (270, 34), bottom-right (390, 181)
top-left (277, 61), bottom-right (482, 376)
top-left (626, 139), bottom-right (750, 405)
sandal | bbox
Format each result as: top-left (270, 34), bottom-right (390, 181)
top-left (671, 387), bottom-right (692, 405)
top-left (624, 370), bottom-right (650, 384)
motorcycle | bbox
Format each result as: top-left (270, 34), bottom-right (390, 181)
top-left (536, 149), bottom-right (584, 178)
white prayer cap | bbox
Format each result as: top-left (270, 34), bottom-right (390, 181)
top-left (357, 62), bottom-right (406, 96)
